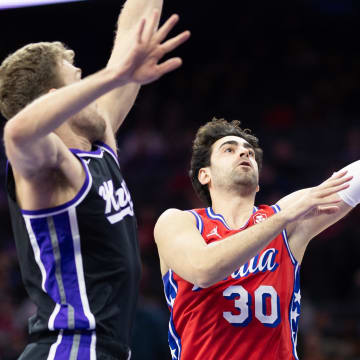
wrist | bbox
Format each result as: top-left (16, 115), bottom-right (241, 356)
top-left (275, 208), bottom-right (294, 226)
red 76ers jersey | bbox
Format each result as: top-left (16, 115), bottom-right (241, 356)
top-left (162, 205), bottom-right (301, 360)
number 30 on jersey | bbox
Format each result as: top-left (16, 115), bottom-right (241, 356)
top-left (223, 285), bottom-right (280, 327)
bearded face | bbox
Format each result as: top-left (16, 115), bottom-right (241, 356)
top-left (201, 136), bottom-right (259, 197)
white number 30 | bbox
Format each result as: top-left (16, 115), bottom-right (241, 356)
top-left (223, 285), bottom-right (280, 327)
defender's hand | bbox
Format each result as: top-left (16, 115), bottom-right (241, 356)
top-left (115, 11), bottom-right (190, 85)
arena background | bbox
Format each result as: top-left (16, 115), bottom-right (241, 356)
top-left (0, 0), bottom-right (360, 358)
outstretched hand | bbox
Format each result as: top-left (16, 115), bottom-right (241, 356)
top-left (286, 170), bottom-right (352, 221)
top-left (115, 11), bottom-right (190, 85)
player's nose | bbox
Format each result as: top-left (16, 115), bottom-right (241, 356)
top-left (239, 148), bottom-right (250, 158)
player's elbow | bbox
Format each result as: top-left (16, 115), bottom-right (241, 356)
top-left (191, 259), bottom-right (222, 289)
top-left (4, 117), bottom-right (31, 149)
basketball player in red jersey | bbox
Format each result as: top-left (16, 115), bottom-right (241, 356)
top-left (154, 118), bottom-right (360, 360)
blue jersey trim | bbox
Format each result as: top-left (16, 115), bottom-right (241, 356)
top-left (272, 204), bottom-right (297, 266)
top-left (288, 264), bottom-right (301, 360)
top-left (162, 270), bottom-right (182, 359)
top-left (206, 207), bottom-right (257, 230)
top-left (187, 210), bottom-right (204, 235)
top-left (206, 207), bottom-right (231, 229)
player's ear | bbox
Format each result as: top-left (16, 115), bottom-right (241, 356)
top-left (256, 185), bottom-right (260, 193)
top-left (198, 167), bottom-right (210, 185)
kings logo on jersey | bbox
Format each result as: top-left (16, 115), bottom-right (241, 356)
top-left (98, 179), bottom-right (134, 224)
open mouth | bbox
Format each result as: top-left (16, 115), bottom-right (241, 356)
top-left (238, 161), bottom-right (251, 168)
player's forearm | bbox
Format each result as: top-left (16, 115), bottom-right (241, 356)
top-left (109, 0), bottom-right (163, 66)
top-left (4, 68), bottom-right (117, 147)
top-left (195, 212), bottom-right (291, 287)
top-left (99, 0), bottom-right (163, 132)
top-left (115, 0), bottom-right (163, 38)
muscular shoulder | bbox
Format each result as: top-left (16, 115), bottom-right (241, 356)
top-left (154, 208), bottom-right (196, 236)
top-left (154, 208), bottom-right (203, 278)
top-left (12, 150), bottom-right (85, 210)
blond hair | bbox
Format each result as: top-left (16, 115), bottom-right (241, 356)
top-left (0, 41), bottom-right (74, 120)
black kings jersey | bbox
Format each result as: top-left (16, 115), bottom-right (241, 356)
top-left (6, 141), bottom-right (141, 354)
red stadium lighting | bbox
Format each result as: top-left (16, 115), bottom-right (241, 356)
top-left (0, 0), bottom-right (86, 9)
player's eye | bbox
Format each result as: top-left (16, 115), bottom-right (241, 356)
top-left (225, 147), bottom-right (233, 153)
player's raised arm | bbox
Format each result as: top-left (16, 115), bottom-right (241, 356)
top-left (96, 0), bottom-right (173, 133)
top-left (3, 14), bottom-right (190, 179)
top-left (154, 172), bottom-right (350, 288)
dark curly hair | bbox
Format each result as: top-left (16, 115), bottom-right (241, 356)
top-left (189, 118), bottom-right (263, 206)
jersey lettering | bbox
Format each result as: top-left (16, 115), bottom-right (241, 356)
top-left (230, 248), bottom-right (279, 280)
top-left (223, 285), bottom-right (281, 327)
top-left (98, 179), bottom-right (134, 224)
top-left (165, 206), bottom-right (300, 360)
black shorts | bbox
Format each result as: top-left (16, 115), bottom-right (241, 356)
top-left (19, 331), bottom-right (131, 360)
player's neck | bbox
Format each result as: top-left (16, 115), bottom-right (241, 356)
top-left (55, 123), bottom-right (92, 151)
top-left (211, 191), bottom-right (255, 229)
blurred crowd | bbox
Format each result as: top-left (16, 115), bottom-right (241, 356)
top-left (1, 0), bottom-right (360, 359)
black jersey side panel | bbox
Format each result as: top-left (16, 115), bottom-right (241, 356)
top-left (6, 144), bottom-right (141, 350)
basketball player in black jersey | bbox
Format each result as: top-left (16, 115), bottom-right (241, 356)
top-left (0, 0), bottom-right (190, 358)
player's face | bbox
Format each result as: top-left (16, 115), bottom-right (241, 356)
top-left (206, 135), bottom-right (259, 194)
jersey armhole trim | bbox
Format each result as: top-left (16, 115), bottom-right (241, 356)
top-left (95, 141), bottom-right (120, 168)
top-left (187, 210), bottom-right (204, 234)
top-left (20, 156), bottom-right (92, 217)
top-left (272, 204), bottom-right (298, 266)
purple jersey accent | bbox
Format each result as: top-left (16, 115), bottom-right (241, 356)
top-left (28, 211), bottom-right (91, 330)
top-left (29, 217), bottom-right (62, 302)
top-left (94, 141), bottom-right (118, 160)
top-left (53, 333), bottom-right (73, 360)
top-left (53, 213), bottom-right (89, 328)
top-left (78, 333), bottom-right (94, 360)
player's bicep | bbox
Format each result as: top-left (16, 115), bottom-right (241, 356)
top-left (5, 127), bottom-right (69, 179)
top-left (154, 209), bottom-right (208, 284)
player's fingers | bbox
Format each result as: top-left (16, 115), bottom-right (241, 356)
top-left (161, 31), bottom-right (191, 54)
top-left (318, 206), bottom-right (340, 215)
top-left (332, 170), bottom-right (348, 178)
top-left (155, 14), bottom-right (180, 44)
top-left (157, 57), bottom-right (183, 76)
top-left (321, 170), bottom-right (348, 185)
top-left (318, 183), bottom-right (350, 199)
top-left (144, 10), bottom-right (160, 43)
top-left (329, 170), bottom-right (348, 181)
top-left (137, 18), bottom-right (146, 44)
top-left (322, 175), bottom-right (352, 189)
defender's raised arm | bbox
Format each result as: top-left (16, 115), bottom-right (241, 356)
top-left (3, 13), bottom-right (189, 179)
top-left (97, 0), bottom-right (165, 132)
